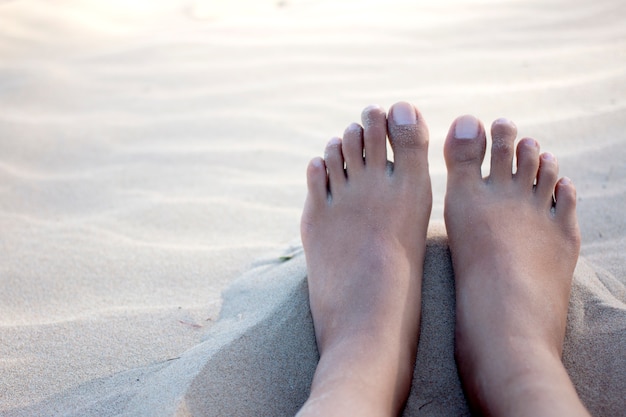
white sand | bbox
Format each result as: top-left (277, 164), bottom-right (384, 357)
top-left (1, 0), bottom-right (625, 415)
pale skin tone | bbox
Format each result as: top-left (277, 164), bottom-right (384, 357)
top-left (299, 102), bottom-right (432, 416)
top-left (445, 115), bottom-right (590, 417)
top-left (297, 102), bottom-right (591, 416)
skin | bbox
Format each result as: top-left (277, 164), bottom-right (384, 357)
top-left (297, 103), bottom-right (590, 417)
top-left (298, 102), bottom-right (432, 416)
top-left (444, 115), bottom-right (590, 417)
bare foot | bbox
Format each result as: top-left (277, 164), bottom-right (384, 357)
top-left (297, 102), bottom-right (432, 417)
top-left (443, 116), bottom-right (590, 416)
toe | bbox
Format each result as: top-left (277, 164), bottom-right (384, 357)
top-left (361, 105), bottom-right (388, 170)
top-left (324, 137), bottom-right (346, 192)
top-left (534, 152), bottom-right (559, 207)
top-left (488, 118), bottom-right (517, 185)
top-left (443, 114), bottom-right (486, 182)
top-left (306, 157), bottom-right (328, 207)
top-left (513, 137), bottom-right (540, 190)
top-left (554, 177), bottom-right (579, 232)
top-left (387, 101), bottom-right (429, 176)
top-left (342, 123), bottom-right (365, 175)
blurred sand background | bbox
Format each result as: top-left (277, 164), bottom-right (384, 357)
top-left (1, 0), bottom-right (625, 415)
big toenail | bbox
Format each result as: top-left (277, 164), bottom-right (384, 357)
top-left (391, 102), bottom-right (417, 125)
top-left (455, 115), bottom-right (480, 139)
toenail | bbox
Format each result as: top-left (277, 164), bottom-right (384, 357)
top-left (345, 123), bottom-right (362, 134)
top-left (363, 104), bottom-right (383, 111)
top-left (559, 176), bottom-right (571, 185)
top-left (362, 105), bottom-right (384, 128)
top-left (324, 138), bottom-right (341, 159)
top-left (327, 137), bottom-right (341, 147)
top-left (455, 115), bottom-right (480, 139)
top-left (311, 157), bottom-right (324, 168)
top-left (542, 152), bottom-right (555, 162)
top-left (520, 137), bottom-right (539, 149)
top-left (362, 104), bottom-right (384, 117)
top-left (391, 102), bottom-right (417, 125)
top-left (493, 117), bottom-right (515, 127)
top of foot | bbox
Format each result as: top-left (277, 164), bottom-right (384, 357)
top-left (443, 115), bottom-right (587, 417)
top-left (298, 102), bottom-right (432, 417)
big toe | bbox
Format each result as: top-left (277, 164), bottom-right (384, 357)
top-left (444, 115), bottom-right (487, 183)
top-left (386, 102), bottom-right (429, 178)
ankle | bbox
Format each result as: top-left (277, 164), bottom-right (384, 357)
top-left (463, 345), bottom-right (590, 417)
top-left (299, 371), bottom-right (393, 417)
top-left (302, 340), bottom-right (413, 417)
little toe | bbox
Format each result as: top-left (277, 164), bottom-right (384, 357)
top-left (361, 105), bottom-right (388, 170)
top-left (324, 137), bottom-right (346, 193)
top-left (387, 101), bottom-right (429, 176)
top-left (488, 118), bottom-right (517, 185)
top-left (443, 114), bottom-right (486, 182)
top-left (554, 177), bottom-right (579, 233)
top-left (534, 152), bottom-right (559, 207)
top-left (306, 157), bottom-right (328, 207)
top-left (341, 123), bottom-right (365, 175)
top-left (513, 137), bottom-right (540, 190)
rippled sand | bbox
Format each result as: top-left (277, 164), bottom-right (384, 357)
top-left (1, 0), bottom-right (625, 415)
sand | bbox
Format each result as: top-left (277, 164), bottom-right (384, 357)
top-left (1, 0), bottom-right (625, 415)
